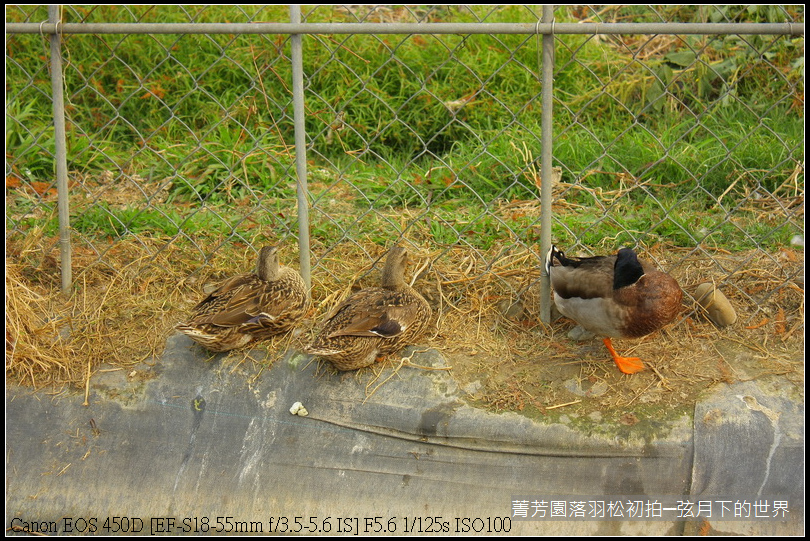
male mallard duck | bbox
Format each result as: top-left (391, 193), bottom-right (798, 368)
top-left (176, 246), bottom-right (310, 352)
top-left (545, 245), bottom-right (682, 374)
top-left (305, 245), bottom-right (432, 371)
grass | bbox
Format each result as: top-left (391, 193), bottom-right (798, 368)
top-left (7, 7), bottom-right (803, 206)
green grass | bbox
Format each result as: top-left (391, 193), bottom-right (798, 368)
top-left (67, 203), bottom-right (244, 238)
top-left (5, 5), bottom-right (804, 253)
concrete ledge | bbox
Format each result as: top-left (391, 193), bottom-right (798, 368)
top-left (5, 334), bottom-right (803, 535)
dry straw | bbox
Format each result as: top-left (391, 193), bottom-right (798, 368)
top-left (6, 227), bottom-right (804, 415)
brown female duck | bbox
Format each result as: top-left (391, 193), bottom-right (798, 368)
top-left (176, 246), bottom-right (310, 352)
top-left (546, 245), bottom-right (682, 374)
top-left (305, 245), bottom-right (432, 371)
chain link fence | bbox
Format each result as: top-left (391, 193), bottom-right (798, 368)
top-left (6, 5), bottom-right (805, 329)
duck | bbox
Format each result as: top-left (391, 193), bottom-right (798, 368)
top-left (176, 245), bottom-right (310, 352)
top-left (545, 244), bottom-right (682, 374)
top-left (305, 245), bottom-right (432, 371)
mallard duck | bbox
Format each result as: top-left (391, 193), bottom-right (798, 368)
top-left (176, 246), bottom-right (310, 352)
top-left (545, 245), bottom-right (682, 374)
top-left (305, 245), bottom-right (432, 371)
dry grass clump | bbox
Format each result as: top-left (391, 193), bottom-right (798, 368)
top-left (6, 228), bottom-right (804, 418)
top-left (6, 232), bottom-right (222, 392)
top-left (6, 262), bottom-right (77, 388)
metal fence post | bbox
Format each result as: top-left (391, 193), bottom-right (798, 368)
top-left (539, 5), bottom-right (555, 324)
top-left (290, 5), bottom-right (311, 292)
top-left (48, 4), bottom-right (72, 294)
top-left (4, 7), bottom-right (802, 321)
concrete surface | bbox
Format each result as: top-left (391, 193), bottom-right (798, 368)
top-left (5, 334), bottom-right (803, 535)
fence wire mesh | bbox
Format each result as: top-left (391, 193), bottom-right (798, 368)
top-left (6, 5), bottom-right (804, 339)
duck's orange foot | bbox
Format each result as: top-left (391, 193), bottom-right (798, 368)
top-left (602, 338), bottom-right (645, 375)
top-left (613, 355), bottom-right (645, 375)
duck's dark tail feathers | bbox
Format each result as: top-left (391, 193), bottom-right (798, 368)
top-left (544, 244), bottom-right (566, 275)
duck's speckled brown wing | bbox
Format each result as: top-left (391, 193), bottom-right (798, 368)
top-left (306, 286), bottom-right (431, 371)
top-left (189, 274), bottom-right (267, 327)
top-left (324, 289), bottom-right (423, 338)
top-left (177, 267), bottom-right (310, 352)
